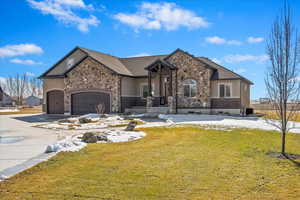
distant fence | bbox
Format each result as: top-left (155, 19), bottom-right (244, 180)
top-left (251, 103), bottom-right (300, 111)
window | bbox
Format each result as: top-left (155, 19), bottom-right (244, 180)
top-left (141, 84), bottom-right (149, 98)
top-left (219, 84), bottom-right (231, 98)
top-left (183, 79), bottom-right (197, 97)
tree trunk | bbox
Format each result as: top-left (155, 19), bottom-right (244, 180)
top-left (281, 131), bottom-right (286, 155)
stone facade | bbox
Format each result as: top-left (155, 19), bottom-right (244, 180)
top-left (64, 57), bottom-right (121, 113)
top-left (165, 50), bottom-right (212, 108)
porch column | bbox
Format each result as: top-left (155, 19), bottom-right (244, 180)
top-left (169, 69), bottom-right (173, 96)
top-left (148, 71), bottom-right (152, 97)
top-left (159, 63), bottom-right (162, 104)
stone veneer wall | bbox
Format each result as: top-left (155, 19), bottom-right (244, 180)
top-left (64, 57), bottom-right (121, 113)
top-left (165, 50), bottom-right (212, 108)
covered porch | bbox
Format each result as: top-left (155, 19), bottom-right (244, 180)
top-left (145, 59), bottom-right (178, 113)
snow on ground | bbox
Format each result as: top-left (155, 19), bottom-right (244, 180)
top-left (45, 136), bottom-right (86, 153)
top-left (37, 114), bottom-right (142, 130)
top-left (100, 130), bottom-right (146, 143)
top-left (158, 114), bottom-right (300, 133)
top-left (0, 109), bottom-right (19, 112)
top-left (45, 130), bottom-right (146, 153)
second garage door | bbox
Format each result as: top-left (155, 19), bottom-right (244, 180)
top-left (71, 92), bottom-right (110, 115)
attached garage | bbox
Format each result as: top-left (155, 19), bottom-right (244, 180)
top-left (71, 92), bottom-right (110, 115)
top-left (47, 90), bottom-right (64, 114)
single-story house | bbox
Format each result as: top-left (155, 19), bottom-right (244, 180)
top-left (40, 47), bottom-right (253, 115)
top-left (0, 86), bottom-right (13, 106)
top-left (25, 95), bottom-right (42, 107)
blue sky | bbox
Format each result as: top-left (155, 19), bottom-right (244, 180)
top-left (0, 0), bottom-right (299, 99)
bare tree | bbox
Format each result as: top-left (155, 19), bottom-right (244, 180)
top-left (5, 73), bottom-right (28, 105)
top-left (96, 103), bottom-right (106, 118)
top-left (28, 77), bottom-right (43, 97)
top-left (265, 1), bottom-right (300, 155)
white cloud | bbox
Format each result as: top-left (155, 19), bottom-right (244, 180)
top-left (223, 54), bottom-right (269, 64)
top-left (234, 68), bottom-right (246, 74)
top-left (0, 44), bottom-right (43, 58)
top-left (205, 36), bottom-right (226, 44)
top-left (114, 2), bottom-right (209, 31)
top-left (10, 58), bottom-right (43, 65)
top-left (205, 36), bottom-right (242, 45)
top-left (129, 53), bottom-right (151, 57)
top-left (247, 37), bottom-right (264, 44)
top-left (25, 72), bottom-right (35, 76)
top-left (27, 0), bottom-right (99, 32)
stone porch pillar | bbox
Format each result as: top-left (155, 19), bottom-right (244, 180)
top-left (168, 96), bottom-right (176, 114)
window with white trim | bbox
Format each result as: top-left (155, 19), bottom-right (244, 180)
top-left (219, 84), bottom-right (231, 98)
top-left (183, 79), bottom-right (197, 97)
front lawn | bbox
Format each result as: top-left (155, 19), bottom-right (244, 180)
top-left (1, 126), bottom-right (300, 199)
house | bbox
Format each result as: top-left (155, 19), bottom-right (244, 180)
top-left (0, 86), bottom-right (13, 106)
top-left (25, 95), bottom-right (42, 107)
top-left (40, 47), bottom-right (253, 115)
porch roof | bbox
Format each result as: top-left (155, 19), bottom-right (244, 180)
top-left (144, 59), bottom-right (177, 72)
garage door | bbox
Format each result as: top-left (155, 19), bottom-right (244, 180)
top-left (71, 92), bottom-right (110, 115)
top-left (47, 90), bottom-right (64, 114)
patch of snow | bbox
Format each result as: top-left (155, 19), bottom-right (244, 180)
top-left (45, 136), bottom-right (86, 153)
top-left (0, 174), bottom-right (8, 181)
top-left (158, 114), bottom-right (300, 133)
top-left (0, 109), bottom-right (19, 112)
top-left (101, 130), bottom-right (146, 143)
top-left (129, 113), bottom-right (145, 118)
top-left (38, 114), bottom-right (144, 130)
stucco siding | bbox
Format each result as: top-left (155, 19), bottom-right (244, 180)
top-left (121, 77), bottom-right (137, 96)
top-left (240, 80), bottom-right (250, 108)
top-left (210, 79), bottom-right (241, 98)
top-left (43, 78), bottom-right (65, 104)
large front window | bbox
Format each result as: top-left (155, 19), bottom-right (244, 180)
top-left (219, 84), bottom-right (231, 98)
top-left (183, 79), bottom-right (197, 97)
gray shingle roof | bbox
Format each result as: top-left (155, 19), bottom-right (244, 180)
top-left (119, 55), bottom-right (167, 76)
top-left (40, 47), bottom-right (253, 84)
top-left (197, 57), bottom-right (253, 84)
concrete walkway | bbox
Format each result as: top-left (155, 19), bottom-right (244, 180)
top-left (0, 114), bottom-right (59, 179)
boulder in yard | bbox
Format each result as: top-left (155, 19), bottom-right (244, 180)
top-left (125, 121), bottom-right (137, 131)
top-left (97, 133), bottom-right (109, 142)
top-left (81, 132), bottom-right (98, 143)
top-left (79, 117), bottom-right (93, 124)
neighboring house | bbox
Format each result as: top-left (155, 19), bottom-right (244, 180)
top-left (25, 95), bottom-right (42, 107)
top-left (0, 86), bottom-right (13, 106)
top-left (40, 47), bottom-right (253, 115)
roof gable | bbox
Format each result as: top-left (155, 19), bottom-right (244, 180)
top-left (197, 57), bottom-right (253, 84)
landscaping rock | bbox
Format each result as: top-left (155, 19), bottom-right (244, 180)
top-left (81, 132), bottom-right (98, 143)
top-left (79, 117), bottom-right (93, 124)
top-left (125, 121), bottom-right (137, 131)
top-left (58, 118), bottom-right (77, 123)
top-left (97, 133), bottom-right (109, 142)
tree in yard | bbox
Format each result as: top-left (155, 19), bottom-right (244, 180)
top-left (5, 73), bottom-right (28, 105)
top-left (265, 1), bottom-right (300, 155)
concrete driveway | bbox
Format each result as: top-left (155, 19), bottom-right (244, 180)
top-left (0, 114), bottom-right (60, 178)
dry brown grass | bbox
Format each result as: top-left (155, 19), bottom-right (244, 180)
top-left (256, 110), bottom-right (300, 122)
top-left (0, 106), bottom-right (42, 115)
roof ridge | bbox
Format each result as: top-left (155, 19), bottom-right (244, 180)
top-left (119, 54), bottom-right (167, 59)
top-left (79, 47), bottom-right (120, 58)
